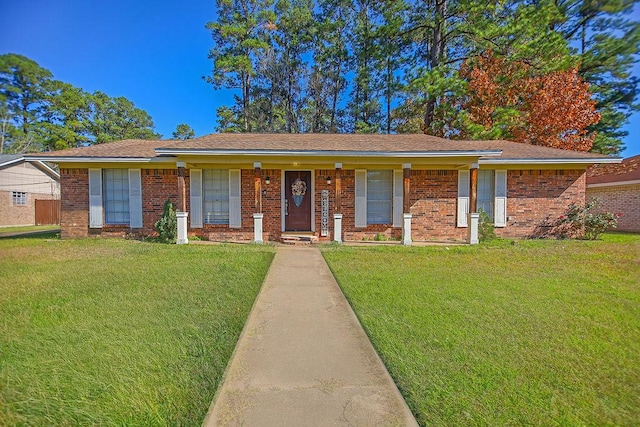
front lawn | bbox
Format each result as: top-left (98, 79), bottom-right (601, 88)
top-left (0, 237), bottom-right (274, 425)
top-left (323, 234), bottom-right (640, 426)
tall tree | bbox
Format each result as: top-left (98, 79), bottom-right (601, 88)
top-left (172, 123), bottom-right (196, 139)
top-left (307, 0), bottom-right (350, 132)
top-left (274, 0), bottom-right (313, 132)
top-left (554, 0), bottom-right (640, 154)
top-left (459, 51), bottom-right (600, 151)
top-left (0, 53), bottom-right (54, 152)
top-left (206, 0), bottom-right (274, 132)
top-left (42, 82), bottom-right (92, 150)
top-left (375, 0), bottom-right (409, 133)
top-left (87, 92), bottom-right (160, 143)
top-left (204, 0), bottom-right (638, 154)
top-left (348, 0), bottom-right (383, 133)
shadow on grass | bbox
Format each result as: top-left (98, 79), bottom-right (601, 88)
top-left (0, 231), bottom-right (60, 240)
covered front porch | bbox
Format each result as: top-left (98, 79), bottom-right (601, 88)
top-left (171, 157), bottom-right (489, 246)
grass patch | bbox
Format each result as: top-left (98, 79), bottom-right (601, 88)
top-left (0, 237), bottom-right (274, 425)
top-left (0, 225), bottom-right (59, 235)
top-left (322, 234), bottom-right (640, 426)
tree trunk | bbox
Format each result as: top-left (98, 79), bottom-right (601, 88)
top-left (330, 60), bottom-right (342, 133)
top-left (424, 0), bottom-right (447, 133)
top-left (386, 56), bottom-right (392, 134)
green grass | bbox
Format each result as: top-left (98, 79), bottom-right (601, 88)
top-left (322, 234), bottom-right (640, 426)
top-left (0, 225), bottom-right (59, 234)
top-left (0, 237), bottom-right (274, 425)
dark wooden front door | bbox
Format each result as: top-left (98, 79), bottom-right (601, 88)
top-left (285, 171), bottom-right (312, 231)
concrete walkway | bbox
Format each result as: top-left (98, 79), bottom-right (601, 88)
top-left (203, 246), bottom-right (418, 427)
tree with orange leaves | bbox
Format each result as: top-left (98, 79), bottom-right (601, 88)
top-left (459, 51), bottom-right (601, 152)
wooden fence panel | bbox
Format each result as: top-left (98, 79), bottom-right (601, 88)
top-left (35, 199), bottom-right (60, 225)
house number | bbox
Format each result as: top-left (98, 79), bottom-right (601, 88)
top-left (321, 190), bottom-right (329, 237)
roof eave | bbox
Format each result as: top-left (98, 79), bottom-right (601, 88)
top-left (479, 157), bottom-right (622, 165)
top-left (155, 149), bottom-right (504, 158)
top-left (587, 179), bottom-right (640, 188)
top-left (0, 157), bottom-right (24, 169)
top-left (24, 156), bottom-right (154, 163)
top-left (31, 161), bottom-right (60, 180)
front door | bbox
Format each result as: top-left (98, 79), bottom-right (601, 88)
top-left (285, 171), bottom-right (312, 231)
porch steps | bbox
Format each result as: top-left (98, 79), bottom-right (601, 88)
top-left (280, 233), bottom-right (319, 245)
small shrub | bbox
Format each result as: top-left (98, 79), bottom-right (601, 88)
top-left (478, 209), bottom-right (496, 242)
top-left (556, 198), bottom-right (618, 240)
top-left (155, 199), bottom-right (177, 243)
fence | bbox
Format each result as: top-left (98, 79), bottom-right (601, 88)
top-left (35, 199), bottom-right (60, 225)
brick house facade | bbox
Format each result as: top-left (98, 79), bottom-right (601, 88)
top-left (30, 134), bottom-right (619, 243)
top-left (587, 155), bottom-right (640, 232)
top-left (0, 155), bottom-right (60, 227)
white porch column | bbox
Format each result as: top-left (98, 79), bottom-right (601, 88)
top-left (402, 213), bottom-right (412, 246)
top-left (253, 213), bottom-right (264, 244)
top-left (333, 213), bottom-right (343, 243)
top-left (468, 212), bottom-right (479, 244)
top-left (176, 212), bottom-right (189, 244)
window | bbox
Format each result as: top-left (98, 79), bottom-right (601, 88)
top-left (478, 170), bottom-right (494, 220)
top-left (12, 191), bottom-right (27, 206)
top-left (103, 169), bottom-right (130, 224)
top-left (367, 170), bottom-right (393, 224)
top-left (203, 169), bottom-right (229, 224)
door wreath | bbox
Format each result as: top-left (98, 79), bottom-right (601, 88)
top-left (291, 178), bottom-right (307, 207)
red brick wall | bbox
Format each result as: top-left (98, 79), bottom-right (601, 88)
top-left (340, 168), bottom-right (586, 242)
top-left (587, 184), bottom-right (640, 232)
top-left (59, 166), bottom-right (588, 242)
top-left (60, 169), bottom-right (89, 238)
top-left (341, 169), bottom-right (464, 242)
top-left (500, 169), bottom-right (585, 238)
top-left (409, 170), bottom-right (467, 241)
top-left (141, 169), bottom-right (179, 235)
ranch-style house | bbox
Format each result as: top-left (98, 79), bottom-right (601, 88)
top-left (28, 133), bottom-right (620, 244)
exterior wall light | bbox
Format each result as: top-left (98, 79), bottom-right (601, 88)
top-left (326, 176), bottom-right (332, 185)
top-left (265, 176), bottom-right (270, 185)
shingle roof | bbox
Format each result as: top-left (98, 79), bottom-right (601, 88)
top-left (31, 139), bottom-right (173, 159)
top-left (28, 133), bottom-right (617, 162)
top-left (587, 154), bottom-right (640, 184)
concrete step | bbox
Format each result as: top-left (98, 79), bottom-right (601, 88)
top-left (280, 233), bottom-right (318, 245)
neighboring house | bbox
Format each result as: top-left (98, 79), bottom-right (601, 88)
top-left (0, 154), bottom-right (61, 227)
top-left (587, 154), bottom-right (640, 232)
top-left (28, 134), bottom-right (619, 243)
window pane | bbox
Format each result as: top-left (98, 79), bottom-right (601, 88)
top-left (478, 170), bottom-right (494, 220)
top-left (12, 192), bottom-right (27, 206)
top-left (203, 169), bottom-right (230, 224)
top-left (367, 170), bottom-right (392, 224)
top-left (103, 169), bottom-right (130, 224)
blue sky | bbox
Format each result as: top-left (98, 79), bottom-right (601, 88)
top-left (1, 0), bottom-right (638, 156)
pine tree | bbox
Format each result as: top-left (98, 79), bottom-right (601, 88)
top-left (206, 0), bottom-right (274, 132)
